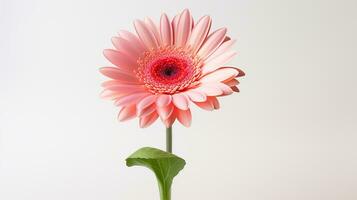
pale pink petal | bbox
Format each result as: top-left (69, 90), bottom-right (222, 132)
top-left (171, 14), bottom-right (180, 42)
top-left (145, 17), bottom-right (162, 46)
top-left (172, 93), bottom-right (189, 110)
top-left (195, 85), bottom-right (223, 96)
top-left (200, 67), bottom-right (238, 83)
top-left (100, 89), bottom-right (126, 100)
top-left (175, 9), bottom-right (192, 47)
top-left (187, 15), bottom-right (211, 54)
top-left (103, 49), bottom-right (137, 71)
top-left (118, 30), bottom-right (147, 52)
top-left (137, 95), bottom-right (157, 110)
top-left (137, 104), bottom-right (156, 117)
top-left (134, 20), bottom-right (159, 50)
top-left (202, 51), bottom-right (237, 74)
top-left (105, 84), bottom-right (146, 93)
top-left (197, 28), bottom-right (227, 59)
top-left (111, 37), bottom-right (143, 60)
top-left (160, 13), bottom-right (173, 46)
top-left (217, 83), bottom-right (233, 95)
top-left (115, 93), bottom-right (150, 107)
top-left (177, 108), bottom-right (192, 127)
top-left (157, 104), bottom-right (174, 120)
top-left (156, 94), bottom-right (172, 107)
top-left (118, 105), bottom-right (137, 122)
top-left (205, 39), bottom-right (236, 63)
top-left (185, 90), bottom-right (207, 102)
top-left (194, 100), bottom-right (214, 111)
top-left (139, 111), bottom-right (159, 128)
top-left (99, 67), bottom-right (137, 82)
top-left (101, 80), bottom-right (141, 88)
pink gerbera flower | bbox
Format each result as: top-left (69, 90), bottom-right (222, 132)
top-left (100, 9), bottom-right (245, 128)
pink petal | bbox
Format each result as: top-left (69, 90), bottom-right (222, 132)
top-left (160, 13), bottom-right (173, 46)
top-left (208, 96), bottom-right (220, 109)
top-left (202, 51), bottom-right (237, 74)
top-left (177, 108), bottom-right (192, 127)
top-left (156, 94), bottom-right (172, 107)
top-left (118, 105), bottom-right (136, 122)
top-left (171, 14), bottom-right (180, 41)
top-left (137, 104), bottom-right (156, 118)
top-left (194, 100), bottom-right (214, 111)
top-left (197, 28), bottom-right (227, 60)
top-left (185, 90), bottom-right (207, 102)
top-left (134, 20), bottom-right (159, 50)
top-left (118, 30), bottom-right (147, 52)
top-left (139, 111), bottom-right (159, 128)
top-left (105, 84), bottom-right (145, 93)
top-left (137, 95), bottom-right (156, 110)
top-left (187, 15), bottom-right (211, 54)
top-left (205, 39), bottom-right (236, 63)
top-left (99, 67), bottom-right (137, 82)
top-left (111, 37), bottom-right (143, 60)
top-left (224, 79), bottom-right (239, 87)
top-left (115, 93), bottom-right (150, 107)
top-left (200, 67), bottom-right (238, 83)
top-left (195, 85), bottom-right (223, 96)
top-left (103, 49), bottom-right (137, 71)
top-left (157, 104), bottom-right (174, 120)
top-left (175, 9), bottom-right (192, 47)
top-left (101, 80), bottom-right (141, 88)
top-left (145, 17), bottom-right (162, 46)
top-left (100, 89), bottom-right (125, 100)
top-left (172, 93), bottom-right (189, 110)
top-left (163, 110), bottom-right (176, 128)
top-left (217, 83), bottom-right (233, 95)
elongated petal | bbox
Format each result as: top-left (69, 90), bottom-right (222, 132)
top-left (111, 37), bottom-right (142, 60)
top-left (105, 84), bottom-right (146, 93)
top-left (163, 110), bottom-right (176, 128)
top-left (134, 20), bottom-right (159, 49)
top-left (185, 90), bottom-right (207, 102)
top-left (99, 67), bottom-right (137, 82)
top-left (157, 104), bottom-right (174, 120)
top-left (103, 49), bottom-right (137, 71)
top-left (194, 100), bottom-right (214, 111)
top-left (197, 28), bottom-right (227, 59)
top-left (171, 14), bottom-right (180, 42)
top-left (100, 89), bottom-right (126, 100)
top-left (202, 51), bottom-right (237, 74)
top-left (224, 79), bottom-right (239, 87)
top-left (217, 83), bottom-right (233, 95)
top-left (118, 30), bottom-right (146, 52)
top-left (177, 108), bottom-right (192, 127)
top-left (208, 96), bottom-right (220, 109)
top-left (156, 94), bottom-right (172, 107)
top-left (101, 80), bottom-right (141, 88)
top-left (231, 86), bottom-right (240, 92)
top-left (175, 9), bottom-right (192, 47)
top-left (200, 67), bottom-right (238, 83)
top-left (115, 93), bottom-right (150, 107)
top-left (160, 13), bottom-right (173, 46)
top-left (118, 105), bottom-right (137, 122)
top-left (187, 15), bottom-right (211, 54)
top-left (139, 111), bottom-right (159, 128)
top-left (172, 93), bottom-right (189, 110)
top-left (205, 39), bottom-right (236, 63)
top-left (137, 95), bottom-right (156, 110)
top-left (145, 17), bottom-right (162, 45)
top-left (194, 85), bottom-right (223, 96)
top-left (137, 104), bottom-right (156, 118)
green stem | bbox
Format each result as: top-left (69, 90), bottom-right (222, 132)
top-left (166, 126), bottom-right (172, 153)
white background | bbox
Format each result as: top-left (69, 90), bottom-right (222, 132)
top-left (1, 0), bottom-right (357, 199)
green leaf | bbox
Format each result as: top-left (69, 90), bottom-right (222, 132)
top-left (126, 147), bottom-right (186, 200)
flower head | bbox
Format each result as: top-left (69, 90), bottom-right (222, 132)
top-left (100, 9), bottom-right (245, 128)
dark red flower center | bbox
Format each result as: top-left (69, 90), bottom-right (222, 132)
top-left (150, 57), bottom-right (189, 85)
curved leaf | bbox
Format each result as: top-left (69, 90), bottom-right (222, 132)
top-left (126, 147), bottom-right (186, 200)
